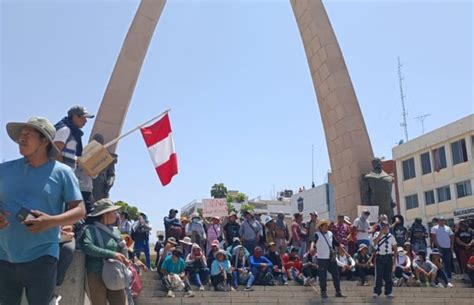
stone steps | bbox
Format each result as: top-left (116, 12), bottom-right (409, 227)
top-left (135, 275), bottom-right (474, 305)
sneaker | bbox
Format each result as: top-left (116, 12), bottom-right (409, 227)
top-left (436, 283), bottom-right (444, 288)
top-left (303, 278), bottom-right (310, 286)
top-left (386, 294), bottom-right (394, 298)
top-left (321, 291), bottom-right (328, 299)
top-left (184, 291), bottom-right (195, 298)
top-left (244, 286), bottom-right (254, 291)
top-left (335, 292), bottom-right (346, 298)
top-left (283, 281), bottom-right (289, 286)
top-left (363, 282), bottom-right (370, 286)
top-left (429, 282), bottom-right (437, 288)
top-left (167, 290), bottom-right (175, 298)
top-left (230, 287), bottom-right (236, 292)
top-left (373, 293), bottom-right (379, 298)
top-left (447, 283), bottom-right (454, 288)
top-left (49, 295), bottom-right (61, 305)
top-left (199, 285), bottom-right (205, 291)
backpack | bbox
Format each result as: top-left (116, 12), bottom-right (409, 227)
top-left (129, 265), bottom-right (142, 298)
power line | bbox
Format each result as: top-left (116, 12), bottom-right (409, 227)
top-left (398, 57), bottom-right (409, 142)
top-left (414, 114), bottom-right (431, 134)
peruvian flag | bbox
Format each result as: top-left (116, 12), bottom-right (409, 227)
top-left (140, 113), bottom-right (178, 186)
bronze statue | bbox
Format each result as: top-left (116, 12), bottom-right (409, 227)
top-left (361, 158), bottom-right (395, 219)
top-left (91, 133), bottom-right (117, 201)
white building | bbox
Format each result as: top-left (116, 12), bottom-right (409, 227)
top-left (392, 114), bottom-right (474, 227)
top-left (290, 183), bottom-right (336, 222)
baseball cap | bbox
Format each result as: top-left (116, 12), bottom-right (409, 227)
top-left (67, 106), bottom-right (95, 118)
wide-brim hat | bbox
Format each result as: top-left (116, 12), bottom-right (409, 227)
top-left (167, 237), bottom-right (178, 245)
top-left (262, 215), bottom-right (273, 225)
top-left (214, 249), bottom-right (227, 258)
top-left (87, 198), bottom-right (120, 217)
top-left (6, 117), bottom-right (60, 157)
top-left (243, 210), bottom-right (254, 216)
top-left (211, 239), bottom-right (220, 247)
top-left (397, 247), bottom-right (406, 254)
top-left (228, 211), bottom-right (238, 217)
top-left (358, 244), bottom-right (368, 252)
top-left (211, 216), bottom-right (220, 221)
top-left (180, 237), bottom-right (193, 246)
top-left (316, 219), bottom-right (330, 229)
top-left (191, 212), bottom-right (200, 219)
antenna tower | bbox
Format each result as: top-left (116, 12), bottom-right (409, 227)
top-left (414, 114), bottom-right (431, 134)
top-left (398, 57), bottom-right (408, 142)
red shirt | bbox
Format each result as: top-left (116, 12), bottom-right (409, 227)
top-left (282, 253), bottom-right (302, 272)
top-left (333, 222), bottom-right (351, 246)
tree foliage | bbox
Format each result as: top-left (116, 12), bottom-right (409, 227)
top-left (115, 201), bottom-right (140, 220)
top-left (239, 203), bottom-right (255, 215)
top-left (210, 183), bottom-right (228, 199)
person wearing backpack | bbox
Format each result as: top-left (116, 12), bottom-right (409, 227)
top-left (80, 199), bottom-right (129, 305)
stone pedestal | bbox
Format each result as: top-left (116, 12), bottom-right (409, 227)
top-left (22, 251), bottom-right (86, 305)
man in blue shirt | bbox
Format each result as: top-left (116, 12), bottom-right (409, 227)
top-left (249, 246), bottom-right (274, 286)
top-left (0, 117), bottom-right (85, 305)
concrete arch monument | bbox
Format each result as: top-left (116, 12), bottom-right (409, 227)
top-left (91, 0), bottom-right (374, 219)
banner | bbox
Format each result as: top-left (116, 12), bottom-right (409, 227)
top-left (357, 205), bottom-right (379, 223)
top-left (203, 199), bottom-right (228, 218)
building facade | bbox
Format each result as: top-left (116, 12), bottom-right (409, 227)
top-left (290, 183), bottom-right (335, 222)
top-left (392, 114), bottom-right (474, 227)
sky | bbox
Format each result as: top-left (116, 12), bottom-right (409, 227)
top-left (1, 0), bottom-right (472, 232)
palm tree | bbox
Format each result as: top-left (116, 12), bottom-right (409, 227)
top-left (210, 183), bottom-right (228, 199)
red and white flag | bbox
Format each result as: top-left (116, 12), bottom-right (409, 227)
top-left (140, 113), bottom-right (178, 186)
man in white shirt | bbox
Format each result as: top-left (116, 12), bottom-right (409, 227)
top-left (430, 217), bottom-right (454, 280)
top-left (314, 219), bottom-right (346, 299)
top-left (54, 106), bottom-right (95, 213)
top-left (372, 221), bottom-right (397, 298)
top-left (353, 210), bottom-right (371, 249)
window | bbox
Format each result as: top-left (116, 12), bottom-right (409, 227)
top-left (402, 158), bottom-right (416, 180)
top-left (432, 146), bottom-right (447, 171)
top-left (456, 180), bottom-right (472, 198)
top-left (451, 139), bottom-right (468, 165)
top-left (420, 152), bottom-right (431, 175)
top-left (424, 190), bottom-right (436, 205)
top-left (405, 194), bottom-right (419, 210)
top-left (436, 186), bottom-right (451, 202)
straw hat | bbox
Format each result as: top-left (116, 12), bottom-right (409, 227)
top-left (316, 219), bottom-right (330, 229)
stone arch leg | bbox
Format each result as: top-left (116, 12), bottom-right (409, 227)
top-left (290, 0), bottom-right (374, 219)
top-left (89, 0), bottom-right (166, 153)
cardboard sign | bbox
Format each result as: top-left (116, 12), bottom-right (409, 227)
top-left (357, 205), bottom-right (379, 223)
top-left (203, 199), bottom-right (228, 218)
top-left (78, 140), bottom-right (114, 178)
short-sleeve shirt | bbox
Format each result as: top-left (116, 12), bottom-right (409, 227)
top-left (314, 231), bottom-right (339, 259)
top-left (431, 225), bottom-right (454, 248)
top-left (413, 258), bottom-right (437, 273)
top-left (455, 229), bottom-right (472, 245)
top-left (391, 225), bottom-right (408, 246)
top-left (162, 255), bottom-right (185, 274)
top-left (224, 221), bottom-right (240, 243)
top-left (0, 158), bottom-right (82, 263)
top-left (373, 232), bottom-right (397, 255)
top-left (353, 217), bottom-right (370, 241)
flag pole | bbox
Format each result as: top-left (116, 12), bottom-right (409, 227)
top-left (103, 108), bottom-right (171, 149)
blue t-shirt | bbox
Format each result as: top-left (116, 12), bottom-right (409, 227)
top-left (161, 255), bottom-right (185, 274)
top-left (0, 158), bottom-right (82, 263)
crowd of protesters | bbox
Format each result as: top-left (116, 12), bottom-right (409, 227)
top-left (154, 208), bottom-right (474, 299)
top-left (1, 111), bottom-right (473, 305)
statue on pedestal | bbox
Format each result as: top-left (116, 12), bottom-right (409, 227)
top-left (361, 158), bottom-right (395, 219)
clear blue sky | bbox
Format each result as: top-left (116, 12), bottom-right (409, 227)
top-left (1, 0), bottom-right (472, 231)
